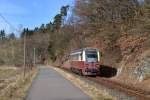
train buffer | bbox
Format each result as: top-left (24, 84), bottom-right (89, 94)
top-left (26, 65), bottom-right (90, 100)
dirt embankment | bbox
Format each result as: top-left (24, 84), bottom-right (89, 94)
top-left (97, 32), bottom-right (150, 91)
top-left (114, 33), bottom-right (150, 91)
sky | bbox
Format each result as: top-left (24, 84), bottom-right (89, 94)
top-left (0, 0), bottom-right (74, 36)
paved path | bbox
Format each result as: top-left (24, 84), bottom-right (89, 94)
top-left (26, 66), bottom-right (91, 100)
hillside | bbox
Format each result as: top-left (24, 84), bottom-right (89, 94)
top-left (0, 0), bottom-right (149, 92)
top-left (61, 0), bottom-right (150, 91)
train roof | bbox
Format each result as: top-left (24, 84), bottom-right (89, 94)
top-left (70, 47), bottom-right (99, 54)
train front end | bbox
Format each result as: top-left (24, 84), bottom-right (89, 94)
top-left (82, 48), bottom-right (100, 75)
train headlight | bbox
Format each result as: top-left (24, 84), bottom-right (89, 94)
top-left (95, 64), bottom-right (99, 67)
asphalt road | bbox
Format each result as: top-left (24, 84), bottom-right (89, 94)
top-left (26, 66), bottom-right (91, 100)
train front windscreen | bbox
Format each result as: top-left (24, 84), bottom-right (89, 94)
top-left (85, 51), bottom-right (98, 62)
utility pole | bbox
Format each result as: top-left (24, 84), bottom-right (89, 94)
top-left (33, 48), bottom-right (36, 67)
top-left (23, 32), bottom-right (26, 77)
top-left (11, 40), bottom-right (15, 66)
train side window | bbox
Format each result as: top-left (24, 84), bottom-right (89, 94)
top-left (70, 55), bottom-right (72, 60)
top-left (78, 54), bottom-right (81, 61)
top-left (75, 54), bottom-right (78, 60)
top-left (72, 55), bottom-right (75, 60)
top-left (72, 54), bottom-right (78, 61)
top-left (71, 53), bottom-right (82, 61)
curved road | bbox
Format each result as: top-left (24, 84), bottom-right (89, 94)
top-left (26, 66), bottom-right (91, 100)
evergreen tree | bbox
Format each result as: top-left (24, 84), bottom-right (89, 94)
top-left (8, 33), bottom-right (16, 40)
top-left (53, 14), bottom-right (62, 32)
top-left (61, 5), bottom-right (69, 16)
top-left (34, 27), bottom-right (39, 32)
top-left (39, 24), bottom-right (45, 33)
top-left (46, 22), bottom-right (53, 32)
top-left (61, 5), bottom-right (69, 25)
top-left (0, 30), bottom-right (6, 41)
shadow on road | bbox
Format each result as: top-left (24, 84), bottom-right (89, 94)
top-left (99, 65), bottom-right (117, 78)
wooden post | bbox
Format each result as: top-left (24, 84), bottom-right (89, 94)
top-left (33, 48), bottom-right (36, 67)
top-left (23, 32), bottom-right (26, 77)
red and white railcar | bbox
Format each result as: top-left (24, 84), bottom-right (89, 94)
top-left (69, 48), bottom-right (101, 75)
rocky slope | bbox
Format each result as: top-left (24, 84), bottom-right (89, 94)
top-left (61, 32), bottom-right (150, 91)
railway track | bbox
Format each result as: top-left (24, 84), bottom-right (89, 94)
top-left (60, 67), bottom-right (150, 100)
top-left (87, 77), bottom-right (150, 100)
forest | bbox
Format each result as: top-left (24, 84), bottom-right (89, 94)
top-left (0, 0), bottom-right (150, 71)
top-left (1, 1), bottom-right (150, 99)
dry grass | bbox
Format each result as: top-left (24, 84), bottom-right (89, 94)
top-left (53, 67), bottom-right (114, 100)
top-left (0, 66), bottom-right (38, 100)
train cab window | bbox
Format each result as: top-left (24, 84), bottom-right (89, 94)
top-left (86, 53), bottom-right (98, 62)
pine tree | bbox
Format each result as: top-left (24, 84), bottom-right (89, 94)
top-left (8, 33), bottom-right (16, 40)
top-left (61, 5), bottom-right (69, 25)
top-left (53, 14), bottom-right (62, 32)
top-left (0, 30), bottom-right (6, 41)
top-left (39, 24), bottom-right (45, 33)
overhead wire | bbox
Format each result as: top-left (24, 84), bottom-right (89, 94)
top-left (0, 13), bottom-right (20, 32)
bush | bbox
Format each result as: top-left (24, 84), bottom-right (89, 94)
top-left (0, 59), bottom-right (5, 65)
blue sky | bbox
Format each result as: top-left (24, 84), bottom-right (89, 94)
top-left (0, 0), bottom-right (74, 36)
